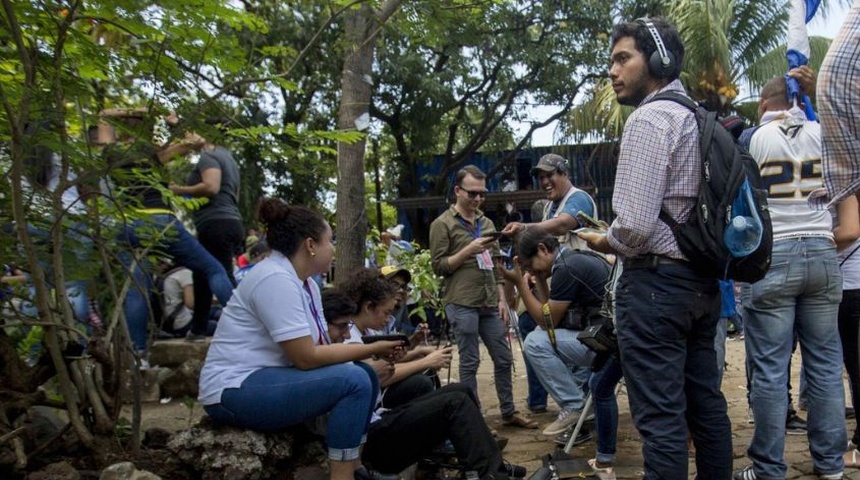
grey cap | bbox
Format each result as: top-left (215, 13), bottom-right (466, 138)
top-left (530, 154), bottom-right (569, 176)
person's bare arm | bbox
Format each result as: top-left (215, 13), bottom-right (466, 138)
top-left (181, 284), bottom-right (195, 309)
top-left (834, 195), bottom-right (860, 252)
top-left (517, 274), bottom-right (569, 328)
top-left (380, 347), bottom-right (453, 387)
top-left (170, 167), bottom-right (222, 197)
top-left (157, 133), bottom-right (206, 164)
top-left (280, 336), bottom-right (404, 370)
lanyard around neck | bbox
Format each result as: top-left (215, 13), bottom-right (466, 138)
top-left (305, 280), bottom-right (330, 345)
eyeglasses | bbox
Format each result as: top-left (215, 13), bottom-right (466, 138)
top-left (330, 320), bottom-right (354, 332)
top-left (460, 189), bottom-right (488, 199)
top-left (390, 281), bottom-right (413, 293)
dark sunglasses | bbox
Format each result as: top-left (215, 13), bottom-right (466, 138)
top-left (461, 189), bottom-right (488, 199)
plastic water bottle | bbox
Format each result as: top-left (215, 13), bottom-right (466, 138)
top-left (725, 215), bottom-right (760, 257)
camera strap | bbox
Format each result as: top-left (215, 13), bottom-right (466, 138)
top-left (541, 302), bottom-right (559, 353)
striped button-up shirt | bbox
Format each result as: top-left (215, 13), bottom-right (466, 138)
top-left (812, 3), bottom-right (860, 209)
top-left (606, 79), bottom-right (699, 260)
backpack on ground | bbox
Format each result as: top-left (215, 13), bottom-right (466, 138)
top-left (649, 92), bottom-right (773, 283)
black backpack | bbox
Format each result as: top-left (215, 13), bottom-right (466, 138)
top-left (649, 92), bottom-right (773, 283)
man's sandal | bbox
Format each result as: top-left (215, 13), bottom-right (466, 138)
top-left (844, 449), bottom-right (860, 468)
top-left (502, 412), bottom-right (539, 429)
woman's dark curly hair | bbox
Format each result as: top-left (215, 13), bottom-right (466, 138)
top-left (516, 227), bottom-right (560, 260)
top-left (257, 198), bottom-right (327, 257)
top-left (321, 288), bottom-right (358, 323)
top-left (339, 267), bottom-right (397, 310)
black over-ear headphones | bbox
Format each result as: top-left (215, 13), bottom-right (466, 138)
top-left (636, 17), bottom-right (675, 79)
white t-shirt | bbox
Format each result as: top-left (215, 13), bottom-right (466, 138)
top-left (749, 108), bottom-right (833, 240)
top-left (198, 251), bottom-right (326, 405)
top-left (840, 238), bottom-right (860, 291)
top-left (343, 324), bottom-right (385, 422)
top-left (162, 267), bottom-right (193, 331)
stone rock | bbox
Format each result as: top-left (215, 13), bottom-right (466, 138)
top-left (25, 461), bottom-right (80, 480)
top-left (99, 462), bottom-right (135, 480)
top-left (168, 418), bottom-right (326, 480)
top-left (99, 462), bottom-right (161, 480)
top-left (149, 339), bottom-right (209, 368)
top-left (120, 367), bottom-right (172, 403)
top-left (159, 359), bottom-right (202, 399)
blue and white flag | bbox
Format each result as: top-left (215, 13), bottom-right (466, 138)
top-left (786, 0), bottom-right (821, 120)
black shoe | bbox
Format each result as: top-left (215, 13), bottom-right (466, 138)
top-left (553, 426), bottom-right (593, 447)
top-left (847, 407), bottom-right (856, 419)
top-left (502, 461), bottom-right (527, 478)
top-left (785, 414), bottom-right (807, 435)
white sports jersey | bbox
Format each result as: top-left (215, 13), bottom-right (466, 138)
top-left (749, 107), bottom-right (832, 240)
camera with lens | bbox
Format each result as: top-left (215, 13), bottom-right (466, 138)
top-left (576, 323), bottom-right (618, 355)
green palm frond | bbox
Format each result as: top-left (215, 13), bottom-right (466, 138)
top-left (561, 79), bottom-right (632, 142)
top-left (733, 100), bottom-right (761, 127)
top-left (745, 36), bottom-right (833, 89)
top-left (670, 0), bottom-right (733, 79)
top-left (729, 0), bottom-right (790, 77)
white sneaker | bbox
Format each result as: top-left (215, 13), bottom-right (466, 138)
top-left (818, 473), bottom-right (842, 480)
top-left (587, 459), bottom-right (616, 480)
top-left (542, 409), bottom-right (580, 436)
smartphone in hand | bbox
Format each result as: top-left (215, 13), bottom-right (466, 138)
top-left (575, 211), bottom-right (606, 230)
top-left (481, 232), bottom-right (504, 241)
top-left (361, 334), bottom-right (409, 345)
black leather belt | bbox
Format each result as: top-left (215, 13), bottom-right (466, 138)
top-left (624, 255), bottom-right (689, 270)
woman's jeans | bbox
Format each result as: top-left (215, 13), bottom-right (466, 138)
top-left (742, 237), bottom-right (846, 478)
top-left (118, 214), bottom-right (233, 351)
top-left (204, 362), bottom-right (377, 461)
top-left (839, 288), bottom-right (860, 445)
top-left (19, 222), bottom-right (91, 324)
top-left (590, 356), bottom-right (623, 464)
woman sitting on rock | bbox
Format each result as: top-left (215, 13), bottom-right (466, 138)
top-left (197, 198), bottom-right (404, 480)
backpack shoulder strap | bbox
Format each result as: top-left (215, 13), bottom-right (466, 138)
top-left (648, 91), bottom-right (698, 112)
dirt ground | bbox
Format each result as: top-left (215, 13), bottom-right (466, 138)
top-left (138, 337), bottom-right (859, 479)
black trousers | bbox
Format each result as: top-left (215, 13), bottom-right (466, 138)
top-left (364, 383), bottom-right (503, 479)
top-left (840, 288), bottom-right (860, 445)
top-left (190, 218), bottom-right (244, 335)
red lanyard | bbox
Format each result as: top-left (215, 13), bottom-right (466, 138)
top-left (305, 281), bottom-right (329, 345)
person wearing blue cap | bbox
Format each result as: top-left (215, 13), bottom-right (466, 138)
top-left (733, 71), bottom-right (847, 480)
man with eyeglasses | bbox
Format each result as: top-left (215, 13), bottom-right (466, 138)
top-left (380, 265), bottom-right (415, 335)
top-left (501, 154), bottom-right (598, 252)
top-left (429, 165), bottom-right (537, 430)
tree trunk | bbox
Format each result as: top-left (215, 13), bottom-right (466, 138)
top-left (334, 0), bottom-right (403, 280)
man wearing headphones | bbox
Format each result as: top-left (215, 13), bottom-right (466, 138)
top-left (501, 153), bottom-right (597, 252)
top-left (579, 17), bottom-right (732, 479)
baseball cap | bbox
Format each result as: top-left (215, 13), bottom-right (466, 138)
top-left (530, 154), bottom-right (569, 176)
top-left (380, 265), bottom-right (411, 283)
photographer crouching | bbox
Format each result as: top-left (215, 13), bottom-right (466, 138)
top-left (498, 227), bottom-right (623, 480)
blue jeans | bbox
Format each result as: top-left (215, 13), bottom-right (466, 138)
top-left (118, 214), bottom-right (234, 351)
top-left (523, 327), bottom-right (592, 412)
top-left (742, 237), bottom-right (846, 479)
top-left (18, 222), bottom-right (91, 324)
top-left (445, 304), bottom-right (515, 416)
top-left (204, 362), bottom-right (377, 461)
top-left (615, 263), bottom-right (731, 480)
top-left (518, 312), bottom-right (548, 410)
top-left (590, 356), bottom-right (623, 464)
